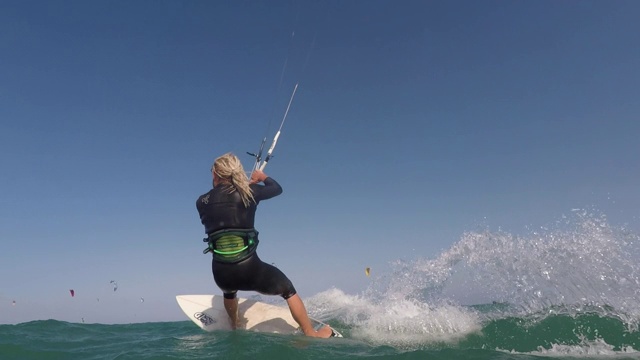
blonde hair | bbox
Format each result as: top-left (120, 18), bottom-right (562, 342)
top-left (212, 152), bottom-right (255, 207)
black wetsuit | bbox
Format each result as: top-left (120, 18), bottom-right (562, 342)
top-left (196, 178), bottom-right (297, 299)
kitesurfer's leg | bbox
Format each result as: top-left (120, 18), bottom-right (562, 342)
top-left (223, 295), bottom-right (239, 329)
top-left (286, 294), bottom-right (333, 338)
top-left (240, 255), bottom-right (333, 338)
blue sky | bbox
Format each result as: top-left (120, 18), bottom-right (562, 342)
top-left (1, 0), bottom-right (639, 324)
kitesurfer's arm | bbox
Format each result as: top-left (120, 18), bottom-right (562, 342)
top-left (251, 170), bottom-right (283, 201)
top-left (250, 170), bottom-right (268, 184)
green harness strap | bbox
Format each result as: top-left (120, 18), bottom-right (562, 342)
top-left (211, 235), bottom-right (255, 255)
top-left (202, 229), bottom-right (258, 263)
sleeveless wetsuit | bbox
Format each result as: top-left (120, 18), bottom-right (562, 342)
top-left (196, 178), bottom-right (296, 299)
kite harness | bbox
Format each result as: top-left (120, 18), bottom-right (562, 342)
top-left (203, 228), bottom-right (259, 263)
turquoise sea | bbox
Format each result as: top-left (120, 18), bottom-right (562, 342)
top-left (2, 311), bottom-right (639, 360)
top-left (3, 212), bottom-right (640, 359)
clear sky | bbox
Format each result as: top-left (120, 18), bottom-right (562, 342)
top-left (1, 0), bottom-right (639, 324)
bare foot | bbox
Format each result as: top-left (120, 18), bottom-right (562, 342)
top-left (229, 317), bottom-right (247, 330)
top-left (229, 318), bottom-right (238, 330)
top-left (237, 317), bottom-right (247, 330)
top-left (310, 325), bottom-right (333, 338)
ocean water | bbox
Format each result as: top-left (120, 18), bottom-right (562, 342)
top-left (2, 211), bottom-right (640, 360)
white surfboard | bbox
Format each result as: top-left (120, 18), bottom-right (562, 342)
top-left (176, 295), bottom-right (342, 337)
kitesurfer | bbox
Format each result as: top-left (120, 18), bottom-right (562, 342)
top-left (196, 152), bottom-right (333, 338)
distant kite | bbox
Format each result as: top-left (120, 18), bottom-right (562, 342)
top-left (110, 280), bottom-right (118, 292)
top-left (12, 300), bottom-right (16, 306)
top-left (70, 289), bottom-right (75, 297)
top-left (140, 297), bottom-right (145, 303)
top-left (365, 267), bottom-right (371, 277)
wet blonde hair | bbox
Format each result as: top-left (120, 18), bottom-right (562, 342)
top-left (212, 152), bottom-right (255, 207)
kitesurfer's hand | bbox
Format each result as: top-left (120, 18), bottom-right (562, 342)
top-left (250, 170), bottom-right (268, 184)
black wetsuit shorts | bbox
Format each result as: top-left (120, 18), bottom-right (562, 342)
top-left (212, 252), bottom-right (296, 300)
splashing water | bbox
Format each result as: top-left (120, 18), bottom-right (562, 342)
top-left (308, 288), bottom-right (482, 349)
top-left (429, 210), bottom-right (640, 321)
top-left (308, 210), bottom-right (640, 350)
